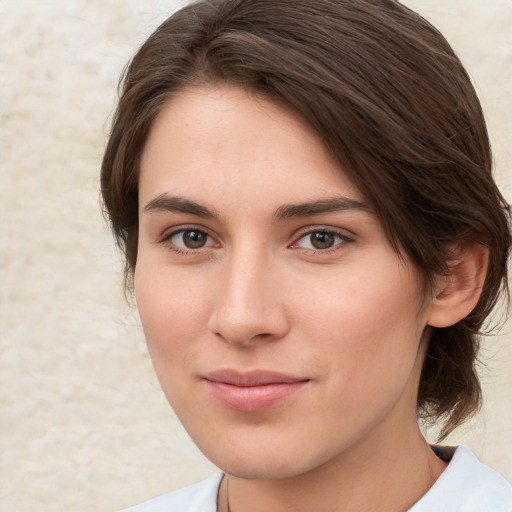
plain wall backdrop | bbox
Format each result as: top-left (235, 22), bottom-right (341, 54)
top-left (0, 1), bottom-right (511, 510)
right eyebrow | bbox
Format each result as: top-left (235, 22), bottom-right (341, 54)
top-left (143, 194), bottom-right (218, 219)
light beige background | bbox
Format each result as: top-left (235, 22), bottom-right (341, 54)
top-left (0, 1), bottom-right (510, 510)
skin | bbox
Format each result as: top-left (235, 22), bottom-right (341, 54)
top-left (136, 84), bottom-right (450, 511)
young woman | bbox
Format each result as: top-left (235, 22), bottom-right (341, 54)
top-left (101, 0), bottom-right (512, 510)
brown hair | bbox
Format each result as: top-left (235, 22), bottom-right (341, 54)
top-left (101, 0), bottom-right (511, 438)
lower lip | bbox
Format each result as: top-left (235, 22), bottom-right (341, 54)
top-left (205, 380), bottom-right (308, 412)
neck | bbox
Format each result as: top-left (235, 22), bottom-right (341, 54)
top-left (219, 422), bottom-right (446, 512)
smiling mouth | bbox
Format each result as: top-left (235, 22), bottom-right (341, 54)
top-left (203, 369), bottom-right (310, 412)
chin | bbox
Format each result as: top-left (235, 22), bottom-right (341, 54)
top-left (194, 433), bottom-right (330, 480)
top-left (212, 455), bottom-right (312, 480)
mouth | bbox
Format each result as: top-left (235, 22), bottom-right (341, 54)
top-left (203, 369), bottom-right (310, 412)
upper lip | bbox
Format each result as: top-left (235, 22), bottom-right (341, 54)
top-left (203, 369), bottom-right (309, 387)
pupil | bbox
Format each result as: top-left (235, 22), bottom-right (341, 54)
top-left (183, 230), bottom-right (206, 248)
top-left (311, 231), bottom-right (334, 249)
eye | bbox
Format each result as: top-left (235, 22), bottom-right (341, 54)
top-left (294, 229), bottom-right (348, 251)
top-left (168, 229), bottom-right (215, 250)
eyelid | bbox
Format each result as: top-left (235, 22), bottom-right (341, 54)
top-left (159, 223), bottom-right (213, 240)
top-left (158, 224), bottom-right (220, 252)
top-left (289, 226), bottom-right (352, 251)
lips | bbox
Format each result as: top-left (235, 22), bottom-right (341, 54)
top-left (203, 369), bottom-right (309, 412)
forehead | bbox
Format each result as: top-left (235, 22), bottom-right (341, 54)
top-left (139, 84), bottom-right (363, 211)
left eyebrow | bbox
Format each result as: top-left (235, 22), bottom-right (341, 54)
top-left (274, 196), bottom-right (369, 220)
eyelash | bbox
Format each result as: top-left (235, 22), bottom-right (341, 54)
top-left (159, 226), bottom-right (218, 255)
top-left (158, 226), bottom-right (351, 256)
top-left (290, 228), bottom-right (351, 254)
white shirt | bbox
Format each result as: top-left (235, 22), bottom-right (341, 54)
top-left (122, 445), bottom-right (512, 511)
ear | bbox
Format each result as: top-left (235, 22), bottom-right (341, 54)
top-left (427, 239), bottom-right (489, 328)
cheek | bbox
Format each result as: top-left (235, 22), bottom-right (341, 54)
top-left (134, 264), bottom-right (211, 377)
top-left (301, 265), bottom-right (426, 395)
top-left (134, 264), bottom-right (217, 422)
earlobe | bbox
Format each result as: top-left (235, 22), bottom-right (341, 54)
top-left (427, 239), bottom-right (489, 328)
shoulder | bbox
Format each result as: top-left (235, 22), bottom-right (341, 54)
top-left (410, 445), bottom-right (512, 512)
top-left (121, 473), bottom-right (223, 512)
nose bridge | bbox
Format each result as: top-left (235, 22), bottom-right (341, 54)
top-left (209, 242), bottom-right (287, 345)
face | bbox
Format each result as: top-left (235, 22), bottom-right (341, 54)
top-left (136, 84), bottom-right (434, 479)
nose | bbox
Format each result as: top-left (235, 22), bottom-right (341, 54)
top-left (207, 249), bottom-right (290, 347)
